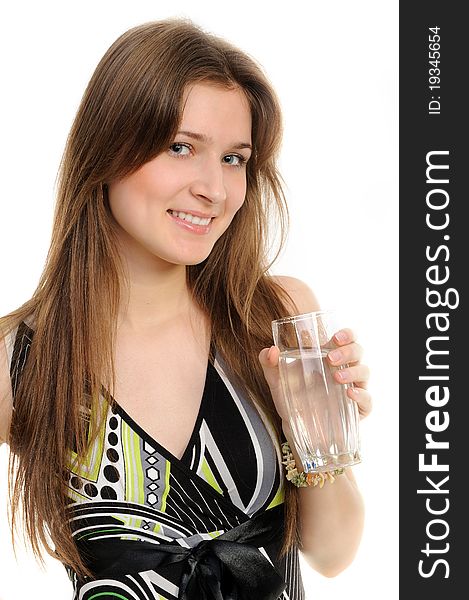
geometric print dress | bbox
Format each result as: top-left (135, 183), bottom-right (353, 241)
top-left (6, 319), bottom-right (306, 600)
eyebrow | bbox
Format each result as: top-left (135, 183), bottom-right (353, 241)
top-left (176, 130), bottom-right (252, 151)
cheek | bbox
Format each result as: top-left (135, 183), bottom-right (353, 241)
top-left (107, 179), bottom-right (154, 240)
top-left (108, 181), bottom-right (139, 228)
top-left (227, 177), bottom-right (247, 215)
top-left (108, 166), bottom-right (168, 224)
top-left (230, 180), bottom-right (248, 214)
top-left (219, 187), bottom-right (247, 234)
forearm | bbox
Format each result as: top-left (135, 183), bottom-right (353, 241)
top-left (283, 426), bottom-right (365, 577)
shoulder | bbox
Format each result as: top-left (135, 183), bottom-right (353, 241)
top-left (0, 318), bottom-right (35, 446)
top-left (0, 333), bottom-right (13, 445)
top-left (270, 275), bottom-right (321, 314)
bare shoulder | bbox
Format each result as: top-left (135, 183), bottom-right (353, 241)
top-left (271, 275), bottom-right (321, 314)
top-left (0, 334), bottom-right (13, 446)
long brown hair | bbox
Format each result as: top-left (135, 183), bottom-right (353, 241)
top-left (0, 17), bottom-right (301, 577)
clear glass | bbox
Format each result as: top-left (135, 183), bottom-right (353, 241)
top-left (272, 310), bottom-right (361, 473)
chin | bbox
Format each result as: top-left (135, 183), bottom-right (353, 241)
top-left (181, 255), bottom-right (212, 267)
top-left (164, 250), bottom-right (213, 267)
top-left (171, 243), bottom-right (218, 267)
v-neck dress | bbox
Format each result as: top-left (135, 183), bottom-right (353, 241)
top-left (6, 319), bottom-right (306, 600)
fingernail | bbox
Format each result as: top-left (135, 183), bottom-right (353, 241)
top-left (335, 331), bottom-right (348, 343)
top-left (267, 346), bottom-right (275, 360)
top-left (328, 350), bottom-right (342, 363)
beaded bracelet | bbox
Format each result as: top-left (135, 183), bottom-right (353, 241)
top-left (281, 442), bottom-right (345, 488)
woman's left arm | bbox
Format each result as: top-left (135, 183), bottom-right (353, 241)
top-left (259, 276), bottom-right (372, 577)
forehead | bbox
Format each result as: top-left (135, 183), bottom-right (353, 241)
top-left (180, 83), bottom-right (252, 140)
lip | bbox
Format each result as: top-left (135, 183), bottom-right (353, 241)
top-left (167, 210), bottom-right (214, 235)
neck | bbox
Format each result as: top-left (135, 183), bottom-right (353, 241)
top-left (115, 240), bottom-right (194, 333)
top-left (118, 270), bottom-right (192, 330)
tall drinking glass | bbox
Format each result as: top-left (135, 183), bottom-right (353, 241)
top-left (272, 310), bottom-right (361, 473)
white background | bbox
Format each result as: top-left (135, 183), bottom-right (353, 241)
top-left (0, 1), bottom-right (398, 598)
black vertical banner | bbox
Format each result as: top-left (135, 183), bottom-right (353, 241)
top-left (400, 2), bottom-right (466, 596)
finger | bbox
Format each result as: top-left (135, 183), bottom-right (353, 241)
top-left (334, 364), bottom-right (370, 388)
top-left (332, 328), bottom-right (355, 346)
top-left (258, 346), bottom-right (281, 392)
top-left (259, 345), bottom-right (280, 368)
top-left (347, 386), bottom-right (373, 419)
top-left (327, 342), bottom-right (363, 366)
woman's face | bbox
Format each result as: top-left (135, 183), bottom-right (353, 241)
top-left (108, 82), bottom-right (252, 268)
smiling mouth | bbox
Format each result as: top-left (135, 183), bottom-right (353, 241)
top-left (167, 209), bottom-right (214, 226)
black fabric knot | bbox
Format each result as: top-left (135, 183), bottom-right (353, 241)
top-left (189, 538), bottom-right (213, 562)
top-left (179, 537), bottom-right (285, 600)
top-left (181, 540), bottom-right (225, 599)
top-left (77, 504), bottom-right (287, 600)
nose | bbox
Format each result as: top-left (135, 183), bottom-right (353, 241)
top-left (189, 156), bottom-right (227, 205)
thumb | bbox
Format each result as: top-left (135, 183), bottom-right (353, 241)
top-left (258, 346), bottom-right (281, 392)
top-left (259, 345), bottom-right (279, 368)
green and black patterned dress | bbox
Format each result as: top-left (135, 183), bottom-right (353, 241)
top-left (6, 319), bottom-right (305, 600)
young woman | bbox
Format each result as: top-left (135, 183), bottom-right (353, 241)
top-left (0, 17), bottom-right (371, 600)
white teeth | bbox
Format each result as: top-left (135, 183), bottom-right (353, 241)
top-left (170, 210), bottom-right (211, 226)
